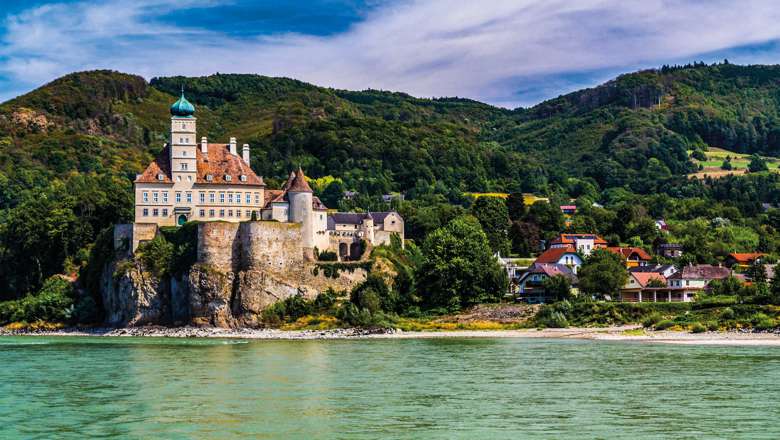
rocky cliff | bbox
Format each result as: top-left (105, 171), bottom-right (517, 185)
top-left (102, 221), bottom-right (367, 327)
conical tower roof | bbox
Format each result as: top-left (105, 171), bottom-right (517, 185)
top-left (287, 167), bottom-right (313, 193)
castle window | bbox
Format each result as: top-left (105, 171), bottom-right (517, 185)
top-left (163, 192), bottom-right (168, 203)
top-left (240, 175), bottom-right (247, 182)
top-left (199, 209), bottom-right (205, 217)
top-left (179, 138), bottom-right (183, 143)
top-left (186, 192), bottom-right (192, 203)
top-left (157, 173), bottom-right (164, 181)
top-left (176, 176), bottom-right (181, 182)
top-left (228, 210), bottom-right (233, 217)
top-left (182, 151), bottom-right (187, 157)
top-left (143, 208), bottom-right (149, 217)
top-left (206, 174), bottom-right (213, 182)
top-left (182, 123), bottom-right (186, 129)
top-left (143, 192), bottom-right (149, 203)
top-left (225, 174), bottom-right (232, 182)
top-left (209, 209), bottom-right (215, 217)
top-left (236, 210), bottom-right (241, 218)
top-left (243, 193), bottom-right (249, 204)
top-left (219, 209), bottom-right (225, 217)
top-left (176, 192), bottom-right (181, 203)
top-left (246, 210), bottom-right (251, 218)
top-left (209, 192), bottom-right (215, 203)
top-left (187, 175), bottom-right (192, 182)
top-left (220, 192), bottom-right (225, 203)
top-left (153, 208), bottom-right (159, 216)
top-left (199, 192), bottom-right (205, 203)
top-left (228, 193), bottom-right (233, 204)
top-left (181, 163), bottom-right (188, 171)
top-left (162, 208), bottom-right (168, 217)
top-left (152, 192), bottom-right (158, 203)
top-left (254, 192), bottom-right (260, 204)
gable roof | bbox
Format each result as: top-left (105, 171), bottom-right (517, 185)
top-left (328, 212), bottom-right (397, 226)
top-left (523, 263), bottom-right (578, 283)
top-left (550, 233), bottom-right (607, 246)
top-left (135, 144), bottom-right (264, 186)
top-left (535, 246), bottom-right (579, 264)
top-left (630, 272), bottom-right (666, 288)
top-left (669, 265), bottom-right (731, 280)
top-left (606, 246), bottom-right (652, 261)
top-left (727, 252), bottom-right (766, 264)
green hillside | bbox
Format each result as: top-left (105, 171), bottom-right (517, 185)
top-left (3, 64), bottom-right (780, 299)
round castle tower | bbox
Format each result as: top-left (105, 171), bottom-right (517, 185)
top-left (287, 167), bottom-right (315, 259)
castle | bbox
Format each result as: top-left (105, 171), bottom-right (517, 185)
top-left (132, 91), bottom-right (403, 260)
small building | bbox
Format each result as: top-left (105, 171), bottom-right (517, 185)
top-left (517, 263), bottom-right (578, 303)
top-left (606, 246), bottom-right (652, 268)
top-left (327, 212), bottom-right (404, 260)
top-left (657, 243), bottom-right (683, 258)
top-left (495, 253), bottom-right (529, 295)
top-left (548, 233), bottom-right (607, 256)
top-left (667, 264), bottom-right (732, 290)
top-left (620, 272), bottom-right (667, 302)
top-left (630, 264), bottom-right (677, 279)
top-left (724, 252), bottom-right (766, 270)
top-left (534, 246), bottom-right (584, 273)
top-left (655, 219), bottom-right (669, 232)
top-left (560, 205), bottom-right (577, 215)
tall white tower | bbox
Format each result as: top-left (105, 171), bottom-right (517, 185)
top-left (169, 90), bottom-right (197, 183)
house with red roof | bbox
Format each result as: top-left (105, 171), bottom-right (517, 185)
top-left (533, 246), bottom-right (584, 273)
top-left (549, 234), bottom-right (607, 256)
top-left (606, 247), bottom-right (652, 268)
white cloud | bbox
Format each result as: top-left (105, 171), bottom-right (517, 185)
top-left (3, 0), bottom-right (780, 106)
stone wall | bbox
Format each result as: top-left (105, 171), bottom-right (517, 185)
top-left (114, 223), bottom-right (159, 255)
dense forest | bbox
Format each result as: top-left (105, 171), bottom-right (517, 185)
top-left (3, 62), bottom-right (780, 310)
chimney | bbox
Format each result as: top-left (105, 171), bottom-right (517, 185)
top-left (242, 144), bottom-right (250, 165)
top-left (201, 137), bottom-right (208, 153)
top-left (229, 137), bottom-right (237, 155)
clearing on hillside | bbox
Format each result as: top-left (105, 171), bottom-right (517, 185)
top-left (688, 147), bottom-right (779, 179)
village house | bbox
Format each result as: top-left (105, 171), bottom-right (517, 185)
top-left (548, 233), bottom-right (607, 256)
top-left (133, 92), bottom-right (403, 259)
top-left (724, 252), bottom-right (766, 270)
top-left (620, 271), bottom-right (667, 302)
top-left (533, 246), bottom-right (584, 273)
top-left (656, 243), bottom-right (683, 258)
top-left (630, 264), bottom-right (678, 279)
top-left (517, 263), bottom-right (578, 303)
top-left (606, 246), bottom-right (652, 268)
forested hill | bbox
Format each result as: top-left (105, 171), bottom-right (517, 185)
top-left (3, 64), bottom-right (780, 298)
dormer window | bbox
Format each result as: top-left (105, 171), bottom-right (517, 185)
top-left (225, 174), bottom-right (232, 182)
top-left (240, 175), bottom-right (247, 182)
top-left (157, 173), bottom-right (164, 181)
top-left (206, 174), bottom-right (213, 182)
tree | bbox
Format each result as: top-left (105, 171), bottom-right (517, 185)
top-left (646, 278), bottom-right (666, 288)
top-left (525, 201), bottom-right (564, 238)
top-left (470, 197), bottom-right (510, 255)
top-left (748, 154), bottom-right (769, 173)
top-left (506, 193), bottom-right (526, 221)
top-left (721, 157), bottom-right (733, 170)
top-left (577, 249), bottom-right (628, 299)
top-left (319, 179), bottom-right (346, 208)
top-left (509, 221), bottom-right (541, 257)
top-left (542, 275), bottom-right (573, 301)
top-left (747, 261), bottom-right (767, 284)
top-left (418, 216), bottom-right (508, 310)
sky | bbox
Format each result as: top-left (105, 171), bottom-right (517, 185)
top-left (3, 0), bottom-right (780, 108)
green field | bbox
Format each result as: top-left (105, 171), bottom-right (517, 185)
top-left (689, 147), bottom-right (780, 178)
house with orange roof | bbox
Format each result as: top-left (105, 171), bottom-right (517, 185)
top-left (606, 247), bottom-right (652, 268)
top-left (724, 253), bottom-right (766, 270)
top-left (549, 234), bottom-right (607, 256)
top-left (620, 271), bottom-right (667, 302)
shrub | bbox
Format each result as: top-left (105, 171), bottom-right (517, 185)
top-left (706, 321), bottom-right (719, 331)
top-left (720, 307), bottom-right (736, 320)
top-left (654, 319), bottom-right (675, 330)
top-left (0, 276), bottom-right (75, 325)
top-left (317, 250), bottom-right (338, 261)
top-left (690, 322), bottom-right (707, 333)
top-left (642, 312), bottom-right (663, 328)
top-left (136, 235), bottom-right (174, 278)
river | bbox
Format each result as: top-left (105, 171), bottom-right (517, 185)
top-left (1, 336), bottom-right (779, 439)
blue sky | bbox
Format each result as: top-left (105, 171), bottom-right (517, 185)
top-left (3, 0), bottom-right (780, 108)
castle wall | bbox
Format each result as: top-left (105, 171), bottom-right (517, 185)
top-left (239, 221), bottom-right (304, 271)
top-left (197, 222), bottom-right (241, 271)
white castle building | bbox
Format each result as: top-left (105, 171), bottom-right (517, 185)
top-left (133, 91), bottom-right (403, 260)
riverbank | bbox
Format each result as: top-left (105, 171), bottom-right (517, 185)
top-left (3, 325), bottom-right (780, 345)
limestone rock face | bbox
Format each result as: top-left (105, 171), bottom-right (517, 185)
top-left (101, 260), bottom-right (170, 327)
top-left (187, 265), bottom-right (235, 327)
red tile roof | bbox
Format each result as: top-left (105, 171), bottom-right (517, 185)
top-left (631, 272), bottom-right (666, 288)
top-left (669, 265), bottom-right (731, 280)
top-left (550, 233), bottom-right (607, 246)
top-left (606, 247), bottom-right (652, 261)
top-left (535, 246), bottom-right (578, 264)
top-left (135, 144), bottom-right (264, 186)
top-left (288, 167), bottom-right (313, 192)
top-left (728, 253), bottom-right (766, 264)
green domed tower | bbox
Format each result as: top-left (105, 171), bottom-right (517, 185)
top-left (170, 90), bottom-right (195, 117)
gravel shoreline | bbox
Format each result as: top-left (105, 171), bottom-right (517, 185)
top-left (2, 325), bottom-right (780, 344)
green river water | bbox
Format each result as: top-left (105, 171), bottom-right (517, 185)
top-left (1, 336), bottom-right (779, 439)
